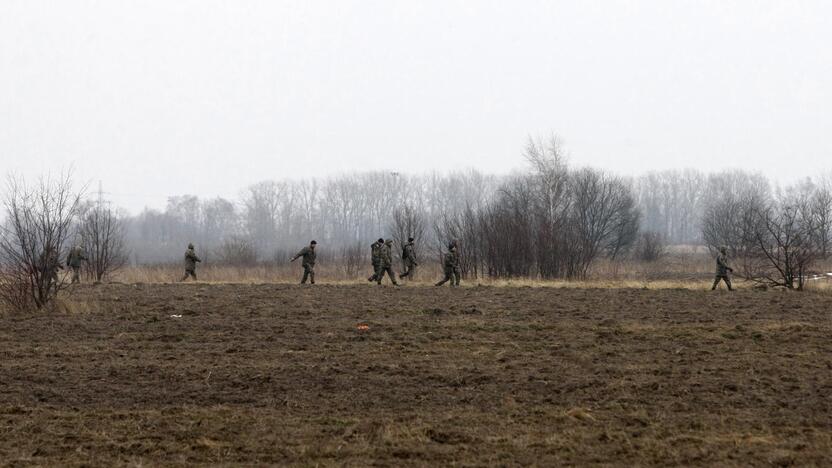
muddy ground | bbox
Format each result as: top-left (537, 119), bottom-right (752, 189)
top-left (1, 284), bottom-right (831, 466)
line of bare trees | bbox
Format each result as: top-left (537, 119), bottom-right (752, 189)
top-left (120, 142), bottom-right (832, 286)
top-left (122, 138), bottom-right (643, 280)
top-left (4, 138), bottom-right (832, 311)
top-left (0, 173), bottom-right (129, 311)
top-left (431, 137), bottom-right (640, 280)
top-left (702, 177), bottom-right (832, 290)
top-left (126, 170), bottom-right (499, 266)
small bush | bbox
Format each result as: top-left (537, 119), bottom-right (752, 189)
top-left (214, 237), bottom-right (258, 267)
top-left (634, 231), bottom-right (667, 262)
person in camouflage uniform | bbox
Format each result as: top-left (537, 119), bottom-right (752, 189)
top-left (435, 242), bottom-right (461, 287)
top-left (291, 240), bottom-right (317, 284)
top-left (66, 244), bottom-right (88, 284)
top-left (39, 246), bottom-right (63, 285)
top-left (711, 246), bottom-right (733, 291)
top-left (181, 243), bottom-right (202, 281)
top-left (399, 237), bottom-right (418, 279)
top-left (367, 238), bottom-right (384, 282)
top-left (376, 239), bottom-right (399, 286)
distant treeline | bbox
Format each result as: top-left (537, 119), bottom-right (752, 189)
top-left (122, 137), bottom-right (832, 281)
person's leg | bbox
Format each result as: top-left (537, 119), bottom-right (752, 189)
top-left (711, 276), bottom-right (720, 290)
top-left (71, 266), bottom-right (80, 284)
top-left (301, 268), bottom-right (309, 284)
top-left (725, 276), bottom-right (733, 291)
top-left (309, 266), bottom-right (315, 284)
top-left (389, 267), bottom-right (399, 285)
top-left (435, 268), bottom-right (452, 286)
top-left (376, 267), bottom-right (385, 285)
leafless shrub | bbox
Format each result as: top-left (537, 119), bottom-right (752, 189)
top-left (390, 203), bottom-right (426, 264)
top-left (703, 186), bottom-right (825, 290)
top-left (634, 231), bottom-right (667, 262)
top-left (214, 237), bottom-right (259, 267)
top-left (746, 200), bottom-right (821, 290)
top-left (431, 136), bottom-right (640, 281)
top-left (0, 173), bottom-right (83, 311)
top-left (78, 201), bottom-right (128, 282)
top-left (340, 242), bottom-right (364, 278)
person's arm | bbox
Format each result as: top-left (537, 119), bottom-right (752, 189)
top-left (290, 249), bottom-right (304, 262)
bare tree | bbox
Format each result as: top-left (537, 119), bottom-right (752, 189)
top-left (213, 236), bottom-right (258, 267)
top-left (340, 242), bottom-right (364, 278)
top-left (0, 173), bottom-right (83, 311)
top-left (78, 201), bottom-right (129, 282)
top-left (566, 168), bottom-right (641, 278)
top-left (634, 231), bottom-right (667, 262)
top-left (747, 201), bottom-right (820, 290)
top-left (803, 180), bottom-right (832, 259)
top-left (390, 203), bottom-right (426, 271)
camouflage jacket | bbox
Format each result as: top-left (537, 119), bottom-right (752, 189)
top-left (185, 248), bottom-right (201, 271)
top-left (715, 254), bottom-right (731, 276)
top-left (402, 242), bottom-right (417, 264)
top-left (380, 242), bottom-right (393, 268)
top-left (39, 249), bottom-right (63, 274)
top-left (67, 247), bottom-right (87, 268)
top-left (293, 247), bottom-right (316, 267)
top-left (370, 242), bottom-right (382, 265)
top-left (443, 249), bottom-right (459, 269)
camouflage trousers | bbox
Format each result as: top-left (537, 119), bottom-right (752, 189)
top-left (376, 265), bottom-right (398, 285)
top-left (435, 266), bottom-right (460, 287)
top-left (181, 269), bottom-right (197, 281)
top-left (711, 275), bottom-right (732, 291)
top-left (70, 266), bottom-right (82, 284)
top-left (399, 259), bottom-right (417, 279)
top-left (368, 262), bottom-right (380, 282)
top-left (301, 265), bottom-right (315, 284)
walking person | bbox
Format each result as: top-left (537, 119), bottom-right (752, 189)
top-left (181, 243), bottom-right (201, 281)
top-left (435, 242), bottom-right (461, 287)
top-left (399, 237), bottom-right (418, 279)
top-left (66, 244), bottom-right (88, 284)
top-left (376, 239), bottom-right (399, 286)
top-left (291, 240), bottom-right (317, 284)
top-left (711, 246), bottom-right (734, 291)
top-left (367, 238), bottom-right (383, 282)
top-left (39, 246), bottom-right (63, 285)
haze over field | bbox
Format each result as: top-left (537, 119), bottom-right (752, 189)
top-left (2, 0), bottom-right (831, 213)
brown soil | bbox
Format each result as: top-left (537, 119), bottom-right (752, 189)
top-left (1, 284), bottom-right (831, 466)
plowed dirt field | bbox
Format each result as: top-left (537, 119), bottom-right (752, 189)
top-left (1, 284), bottom-right (831, 466)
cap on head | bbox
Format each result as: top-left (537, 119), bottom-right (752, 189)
top-left (719, 246), bottom-right (727, 253)
top-left (310, 240), bottom-right (317, 245)
top-left (448, 242), bottom-right (455, 249)
top-left (408, 237), bottom-right (414, 243)
top-left (188, 243), bottom-right (194, 249)
top-left (377, 238), bottom-right (384, 244)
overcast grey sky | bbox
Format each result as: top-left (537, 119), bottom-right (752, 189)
top-left (1, 0), bottom-right (830, 212)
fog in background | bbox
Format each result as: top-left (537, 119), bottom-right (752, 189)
top-left (2, 1), bottom-right (831, 214)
